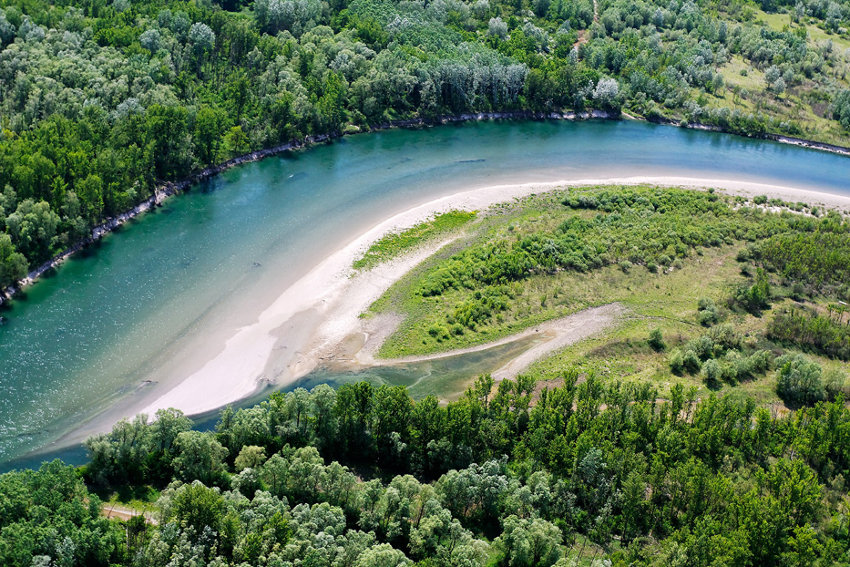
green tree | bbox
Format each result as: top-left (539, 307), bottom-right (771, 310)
top-left (194, 105), bottom-right (229, 166)
top-left (0, 233), bottom-right (27, 288)
top-left (145, 105), bottom-right (192, 180)
top-left (164, 481), bottom-right (226, 537)
top-left (234, 445), bottom-right (267, 472)
top-left (776, 354), bottom-right (826, 407)
top-left (648, 328), bottom-right (666, 352)
top-left (832, 89), bottom-right (850, 131)
top-left (173, 431), bottom-right (229, 486)
top-left (5, 199), bottom-right (59, 262)
top-left (496, 515), bottom-right (563, 567)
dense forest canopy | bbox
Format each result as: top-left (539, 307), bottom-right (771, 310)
top-left (1, 377), bottom-right (848, 566)
top-left (1, 0), bottom-right (850, 288)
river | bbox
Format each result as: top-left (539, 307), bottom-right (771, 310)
top-left (2, 119), bottom-right (849, 468)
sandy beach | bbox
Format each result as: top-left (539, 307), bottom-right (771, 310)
top-left (136, 175), bottom-right (850, 419)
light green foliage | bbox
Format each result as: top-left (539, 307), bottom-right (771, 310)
top-left (354, 211), bottom-right (477, 271)
top-left (4, 199), bottom-right (59, 262)
top-left (753, 215), bottom-right (850, 292)
top-left (731, 267), bottom-right (772, 315)
top-left (172, 430), bottom-right (229, 486)
top-left (496, 515), bottom-right (563, 567)
top-left (833, 89), bottom-right (850, 130)
top-left (353, 543), bottom-right (412, 567)
top-left (697, 297), bottom-right (720, 326)
top-left (775, 353), bottom-right (826, 406)
top-left (670, 323), bottom-right (774, 387)
top-left (234, 445), bottom-right (267, 472)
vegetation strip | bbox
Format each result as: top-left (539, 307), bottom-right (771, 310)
top-left (353, 210), bottom-right (477, 271)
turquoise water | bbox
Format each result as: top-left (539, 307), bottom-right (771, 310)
top-left (2, 120), bottom-right (850, 466)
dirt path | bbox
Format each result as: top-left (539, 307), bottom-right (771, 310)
top-left (102, 503), bottom-right (158, 525)
top-left (573, 1), bottom-right (599, 50)
top-left (356, 303), bottom-right (627, 380)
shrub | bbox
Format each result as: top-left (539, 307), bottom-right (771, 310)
top-left (731, 268), bottom-right (771, 315)
top-left (649, 328), bottom-right (666, 352)
top-left (697, 297), bottom-right (719, 326)
top-left (775, 354), bottom-right (825, 407)
top-left (702, 358), bottom-right (722, 388)
top-left (669, 349), bottom-right (685, 374)
top-left (682, 350), bottom-right (701, 374)
top-left (824, 368), bottom-right (849, 398)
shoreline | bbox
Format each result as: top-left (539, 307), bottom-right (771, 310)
top-left (3, 112), bottom-right (849, 306)
top-left (16, 174), bottom-right (850, 460)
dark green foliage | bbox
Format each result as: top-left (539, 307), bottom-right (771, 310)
top-left (168, 481), bottom-right (226, 536)
top-left (0, 233), bottom-right (27, 288)
top-left (65, 373), bottom-right (850, 565)
top-left (648, 328), bottom-right (666, 351)
top-left (84, 408), bottom-right (192, 486)
top-left (0, 461), bottom-right (126, 567)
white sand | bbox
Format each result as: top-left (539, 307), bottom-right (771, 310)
top-left (138, 175), bottom-right (850, 418)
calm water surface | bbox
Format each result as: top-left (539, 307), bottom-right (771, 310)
top-left (2, 120), bottom-right (850, 466)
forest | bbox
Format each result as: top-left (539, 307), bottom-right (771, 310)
top-left (1, 0), bottom-right (850, 288)
top-left (1, 376), bottom-right (848, 566)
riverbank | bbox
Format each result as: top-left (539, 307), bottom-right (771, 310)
top-left (3, 112), bottom-right (849, 307)
top-left (132, 176), bottom-right (850, 420)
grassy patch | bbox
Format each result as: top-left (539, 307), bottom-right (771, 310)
top-left (353, 210), bottom-right (477, 271)
top-left (368, 185), bottom-right (850, 407)
top-left (719, 55), bottom-right (767, 92)
top-left (372, 185), bottom-right (792, 357)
